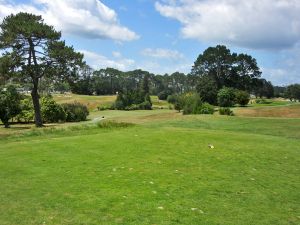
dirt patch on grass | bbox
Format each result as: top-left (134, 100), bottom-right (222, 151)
top-left (235, 105), bottom-right (300, 118)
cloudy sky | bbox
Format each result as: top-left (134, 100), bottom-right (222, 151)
top-left (0, 0), bottom-right (300, 85)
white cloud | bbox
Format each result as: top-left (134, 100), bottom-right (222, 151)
top-left (262, 45), bottom-right (300, 85)
top-left (0, 0), bottom-right (139, 41)
top-left (141, 48), bottom-right (184, 60)
top-left (80, 50), bottom-right (135, 71)
top-left (155, 0), bottom-right (300, 50)
top-left (112, 51), bottom-right (122, 58)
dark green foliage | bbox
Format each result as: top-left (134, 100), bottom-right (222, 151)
top-left (196, 75), bottom-right (218, 105)
top-left (192, 45), bottom-right (261, 92)
top-left (16, 97), bottom-right (35, 123)
top-left (61, 102), bottom-right (89, 122)
top-left (235, 90), bottom-right (250, 106)
top-left (217, 87), bottom-right (236, 107)
top-left (198, 103), bottom-right (215, 114)
top-left (219, 107), bottom-right (234, 116)
top-left (182, 94), bottom-right (203, 115)
top-left (167, 94), bottom-right (178, 104)
top-left (0, 12), bottom-right (84, 127)
top-left (40, 96), bottom-right (66, 123)
top-left (285, 84), bottom-right (300, 101)
top-left (168, 93), bottom-right (214, 115)
top-left (158, 90), bottom-right (172, 100)
top-left (0, 85), bottom-right (22, 128)
top-left (274, 86), bottom-right (286, 98)
top-left (254, 79), bottom-right (274, 98)
top-left (97, 105), bottom-right (113, 111)
top-left (113, 73), bottom-right (152, 110)
top-left (167, 94), bottom-right (184, 112)
top-left (255, 98), bottom-right (271, 104)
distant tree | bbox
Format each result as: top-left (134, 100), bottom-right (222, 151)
top-left (254, 79), bottom-right (274, 98)
top-left (192, 45), bottom-right (261, 94)
top-left (285, 84), bottom-right (300, 101)
top-left (274, 86), bottom-right (286, 98)
top-left (217, 87), bottom-right (236, 107)
top-left (191, 45), bottom-right (233, 89)
top-left (233, 54), bottom-right (261, 91)
top-left (0, 13), bottom-right (84, 127)
top-left (0, 85), bottom-right (22, 128)
top-left (196, 75), bottom-right (218, 105)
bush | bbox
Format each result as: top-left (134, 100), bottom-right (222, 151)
top-left (16, 98), bottom-right (35, 123)
top-left (158, 91), bottom-right (169, 100)
top-left (219, 107), bottom-right (234, 116)
top-left (255, 98), bottom-right (271, 104)
top-left (61, 102), bottom-right (89, 122)
top-left (114, 90), bottom-right (152, 110)
top-left (41, 96), bottom-right (66, 123)
top-left (167, 94), bottom-right (177, 104)
top-left (97, 105), bottom-right (113, 111)
top-left (183, 94), bottom-right (202, 115)
top-left (197, 103), bottom-right (214, 114)
top-left (0, 85), bottom-right (22, 128)
top-left (217, 87), bottom-right (236, 107)
top-left (139, 100), bottom-right (152, 110)
top-left (235, 90), bottom-right (250, 106)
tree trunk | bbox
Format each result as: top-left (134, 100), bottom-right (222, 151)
top-left (4, 120), bottom-right (10, 128)
top-left (31, 80), bottom-right (43, 127)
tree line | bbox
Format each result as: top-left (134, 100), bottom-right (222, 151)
top-left (1, 12), bottom-right (299, 128)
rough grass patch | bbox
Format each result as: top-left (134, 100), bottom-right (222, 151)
top-left (96, 120), bottom-right (134, 129)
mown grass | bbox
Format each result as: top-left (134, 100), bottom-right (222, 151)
top-left (0, 109), bottom-right (299, 225)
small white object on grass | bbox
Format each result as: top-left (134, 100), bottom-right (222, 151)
top-left (208, 144), bottom-right (214, 149)
top-left (157, 206), bottom-right (164, 210)
top-left (191, 208), bottom-right (197, 211)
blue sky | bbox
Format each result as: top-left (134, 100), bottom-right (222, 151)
top-left (1, 0), bottom-right (300, 85)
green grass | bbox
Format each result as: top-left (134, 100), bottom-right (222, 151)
top-left (0, 111), bottom-right (299, 225)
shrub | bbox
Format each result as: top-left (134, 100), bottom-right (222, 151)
top-left (219, 107), bottom-right (234, 116)
top-left (0, 85), bottom-right (22, 128)
top-left (198, 103), bottom-right (214, 114)
top-left (97, 105), bottom-right (113, 111)
top-left (158, 91), bottom-right (169, 100)
top-left (16, 98), bottom-right (35, 123)
top-left (114, 90), bottom-right (152, 110)
top-left (41, 96), bottom-right (66, 123)
top-left (61, 102), bottom-right (89, 122)
top-left (167, 94), bottom-right (178, 104)
top-left (217, 87), bottom-right (236, 107)
top-left (255, 98), bottom-right (271, 104)
top-left (235, 90), bottom-right (250, 106)
top-left (139, 100), bottom-right (152, 110)
top-left (183, 94), bottom-right (202, 115)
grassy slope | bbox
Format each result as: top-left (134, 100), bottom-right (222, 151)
top-left (0, 113), bottom-right (299, 225)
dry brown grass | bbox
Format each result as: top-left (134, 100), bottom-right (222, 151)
top-left (235, 104), bottom-right (300, 118)
top-left (53, 94), bottom-right (116, 110)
